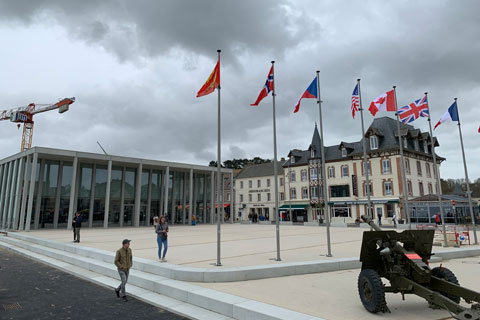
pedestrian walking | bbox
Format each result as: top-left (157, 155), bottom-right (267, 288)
top-left (155, 216), bottom-right (169, 262)
top-left (114, 239), bottom-right (132, 302)
top-left (153, 216), bottom-right (159, 229)
top-left (377, 211), bottom-right (382, 226)
top-left (392, 213), bottom-right (397, 228)
top-left (72, 211), bottom-right (83, 243)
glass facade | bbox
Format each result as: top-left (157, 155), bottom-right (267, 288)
top-left (39, 161), bottom-right (59, 229)
top-left (58, 162), bottom-right (73, 229)
top-left (150, 170), bottom-right (163, 221)
top-left (123, 167), bottom-right (136, 226)
top-left (0, 149), bottom-right (227, 230)
top-left (109, 166), bottom-right (123, 226)
top-left (93, 165), bottom-right (107, 226)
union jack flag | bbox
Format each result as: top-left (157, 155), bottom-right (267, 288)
top-left (398, 95), bottom-right (429, 124)
top-left (351, 83), bottom-right (359, 119)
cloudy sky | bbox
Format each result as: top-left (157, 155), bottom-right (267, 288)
top-left (0, 0), bottom-right (478, 179)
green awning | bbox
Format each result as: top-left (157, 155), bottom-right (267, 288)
top-left (279, 204), bottom-right (309, 210)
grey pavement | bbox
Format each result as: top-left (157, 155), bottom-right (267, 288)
top-left (0, 247), bottom-right (188, 320)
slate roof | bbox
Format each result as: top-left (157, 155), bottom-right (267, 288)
top-left (283, 116), bottom-right (444, 168)
top-left (410, 194), bottom-right (476, 204)
top-left (235, 161), bottom-right (285, 179)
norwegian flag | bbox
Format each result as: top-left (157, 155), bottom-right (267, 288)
top-left (251, 66), bottom-right (274, 106)
top-left (398, 95), bottom-right (429, 124)
top-left (351, 84), bottom-right (359, 119)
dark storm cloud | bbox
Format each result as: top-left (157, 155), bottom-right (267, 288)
top-left (0, 0), bottom-right (479, 179)
top-left (0, 0), bottom-right (316, 63)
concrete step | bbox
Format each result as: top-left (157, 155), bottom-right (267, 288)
top-left (0, 238), bottom-right (231, 320)
top-left (5, 232), bottom-right (362, 282)
top-left (0, 235), bottom-right (323, 320)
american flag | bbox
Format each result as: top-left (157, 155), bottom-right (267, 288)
top-left (398, 96), bottom-right (429, 124)
top-left (351, 84), bottom-right (359, 119)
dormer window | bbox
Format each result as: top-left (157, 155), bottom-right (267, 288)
top-left (423, 142), bottom-right (428, 154)
top-left (311, 149), bottom-right (315, 158)
top-left (291, 156), bottom-right (295, 164)
top-left (402, 137), bottom-right (407, 149)
top-left (341, 147), bottom-right (347, 158)
top-left (414, 139), bottom-right (419, 151)
top-left (370, 135), bottom-right (378, 150)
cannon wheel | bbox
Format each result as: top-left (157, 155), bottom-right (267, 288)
top-left (431, 266), bottom-right (461, 304)
top-left (358, 269), bottom-right (388, 313)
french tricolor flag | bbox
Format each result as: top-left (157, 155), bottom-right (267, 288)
top-left (434, 101), bottom-right (459, 130)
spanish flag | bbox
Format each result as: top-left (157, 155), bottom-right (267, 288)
top-left (196, 58), bottom-right (220, 98)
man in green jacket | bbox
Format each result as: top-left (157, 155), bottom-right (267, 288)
top-left (114, 239), bottom-right (132, 301)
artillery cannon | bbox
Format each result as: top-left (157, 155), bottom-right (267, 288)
top-left (358, 215), bottom-right (480, 320)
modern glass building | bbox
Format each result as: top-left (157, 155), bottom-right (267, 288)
top-left (0, 147), bottom-right (233, 231)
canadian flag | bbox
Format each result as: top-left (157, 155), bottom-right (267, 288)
top-left (369, 90), bottom-right (396, 116)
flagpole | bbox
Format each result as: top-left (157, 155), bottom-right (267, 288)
top-left (216, 49), bottom-right (222, 266)
top-left (357, 79), bottom-right (373, 219)
top-left (316, 71), bottom-right (332, 257)
top-left (393, 86), bottom-right (411, 229)
top-left (454, 98), bottom-right (478, 244)
top-left (271, 61), bottom-right (281, 261)
top-left (425, 92), bottom-right (449, 247)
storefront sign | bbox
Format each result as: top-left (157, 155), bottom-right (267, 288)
top-left (248, 189), bottom-right (270, 193)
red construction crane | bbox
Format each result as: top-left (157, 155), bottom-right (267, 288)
top-left (0, 97), bottom-right (75, 151)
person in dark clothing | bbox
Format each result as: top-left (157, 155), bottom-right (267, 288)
top-left (155, 216), bottom-right (169, 262)
top-left (72, 211), bottom-right (83, 243)
top-left (114, 239), bottom-right (132, 301)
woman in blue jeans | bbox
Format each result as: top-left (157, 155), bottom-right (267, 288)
top-left (155, 216), bottom-right (169, 262)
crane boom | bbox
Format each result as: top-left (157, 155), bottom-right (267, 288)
top-left (0, 97), bottom-right (75, 151)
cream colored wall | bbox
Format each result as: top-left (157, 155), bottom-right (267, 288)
top-left (234, 153), bottom-right (442, 223)
top-left (235, 175), bottom-right (284, 221)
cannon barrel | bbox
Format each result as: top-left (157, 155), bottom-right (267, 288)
top-left (360, 215), bottom-right (382, 231)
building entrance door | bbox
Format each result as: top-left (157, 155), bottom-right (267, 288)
top-left (123, 204), bottom-right (133, 226)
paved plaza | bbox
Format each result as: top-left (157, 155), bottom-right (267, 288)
top-left (22, 223), bottom-right (480, 268)
top-left (193, 255), bottom-right (480, 320)
top-left (0, 248), bottom-right (187, 320)
top-left (15, 224), bottom-right (480, 319)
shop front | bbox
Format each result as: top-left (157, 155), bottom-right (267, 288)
top-left (279, 204), bottom-right (309, 222)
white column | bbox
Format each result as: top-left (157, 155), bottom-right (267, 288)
top-left (103, 160), bottom-right (112, 228)
top-left (34, 159), bottom-right (45, 229)
top-left (7, 159), bottom-right (19, 229)
top-left (210, 171), bottom-right (215, 224)
top-left (19, 154), bottom-right (32, 231)
top-left (67, 156), bottom-right (78, 230)
top-left (25, 152), bottom-right (39, 231)
top-left (53, 161), bottom-right (63, 229)
top-left (163, 166), bottom-right (170, 216)
top-left (188, 169), bottom-right (193, 225)
top-left (88, 164), bottom-right (96, 228)
top-left (0, 162), bottom-right (11, 229)
top-left (134, 163), bottom-right (142, 227)
top-left (12, 157), bottom-right (25, 230)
